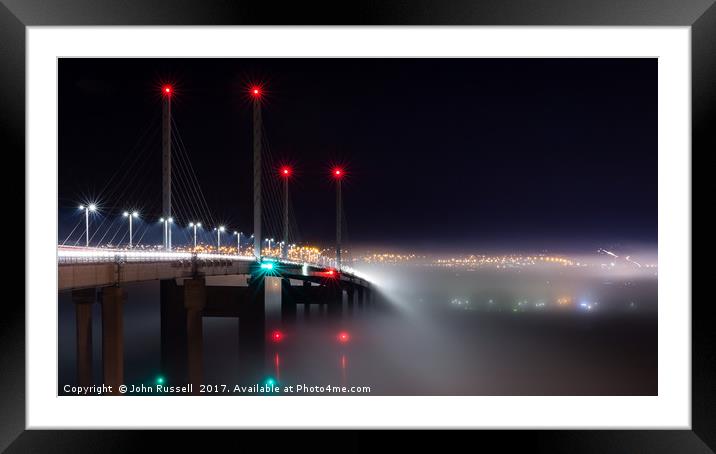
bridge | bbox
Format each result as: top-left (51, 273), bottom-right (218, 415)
top-left (59, 82), bottom-right (376, 395)
top-left (58, 247), bottom-right (370, 291)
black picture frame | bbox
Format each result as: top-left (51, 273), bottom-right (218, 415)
top-left (4, 0), bottom-right (710, 450)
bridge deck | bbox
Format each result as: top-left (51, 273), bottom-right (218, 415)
top-left (57, 248), bottom-right (370, 292)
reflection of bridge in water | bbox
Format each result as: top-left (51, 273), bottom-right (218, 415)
top-left (61, 248), bottom-right (375, 395)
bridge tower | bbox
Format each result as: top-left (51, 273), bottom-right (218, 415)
top-left (162, 84), bottom-right (173, 250)
top-left (280, 166), bottom-right (292, 259)
top-left (333, 167), bottom-right (344, 269)
top-left (251, 86), bottom-right (263, 258)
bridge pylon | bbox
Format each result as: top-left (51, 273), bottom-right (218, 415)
top-left (161, 84), bottom-right (173, 251)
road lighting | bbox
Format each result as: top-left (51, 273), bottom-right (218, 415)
top-left (215, 226), bottom-right (225, 252)
top-left (234, 231), bottom-right (242, 255)
top-left (160, 217), bottom-right (173, 251)
top-left (189, 222), bottom-right (201, 250)
top-left (123, 210), bottom-right (139, 248)
top-left (79, 204), bottom-right (97, 247)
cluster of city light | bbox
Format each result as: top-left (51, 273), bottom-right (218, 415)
top-left (355, 253), bottom-right (578, 268)
top-left (354, 252), bottom-right (657, 271)
top-left (448, 294), bottom-right (605, 313)
top-left (435, 255), bottom-right (576, 268)
top-left (360, 253), bottom-right (427, 264)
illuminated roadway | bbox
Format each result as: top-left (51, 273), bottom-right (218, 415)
top-left (58, 246), bottom-right (371, 292)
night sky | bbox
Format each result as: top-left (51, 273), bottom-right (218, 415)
top-left (58, 58), bottom-right (656, 252)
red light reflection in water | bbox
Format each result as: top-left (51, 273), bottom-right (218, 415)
top-left (340, 354), bottom-right (348, 386)
top-left (274, 353), bottom-right (281, 381)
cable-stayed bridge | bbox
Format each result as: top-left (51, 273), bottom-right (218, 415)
top-left (58, 83), bottom-right (375, 394)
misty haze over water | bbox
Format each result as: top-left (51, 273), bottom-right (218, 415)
top-left (59, 252), bottom-right (657, 396)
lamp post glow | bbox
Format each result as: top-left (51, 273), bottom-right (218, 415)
top-left (160, 217), bottom-right (173, 250)
top-left (215, 226), bottom-right (225, 252)
top-left (79, 204), bottom-right (97, 247)
top-left (189, 222), bottom-right (201, 250)
top-left (234, 231), bottom-right (242, 255)
top-left (123, 211), bottom-right (139, 248)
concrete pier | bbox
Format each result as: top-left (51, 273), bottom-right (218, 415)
top-left (72, 288), bottom-right (95, 387)
top-left (160, 279), bottom-right (187, 385)
top-left (281, 278), bottom-right (297, 322)
top-left (238, 274), bottom-right (265, 382)
top-left (184, 278), bottom-right (206, 394)
top-left (101, 286), bottom-right (125, 395)
top-left (357, 286), bottom-right (365, 310)
top-left (346, 287), bottom-right (355, 315)
top-left (327, 286), bottom-right (343, 318)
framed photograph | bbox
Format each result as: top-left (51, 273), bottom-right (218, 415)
top-left (6, 0), bottom-right (710, 450)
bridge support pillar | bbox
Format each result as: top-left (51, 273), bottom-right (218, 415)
top-left (302, 280), bottom-right (312, 318)
top-left (357, 287), bottom-right (365, 310)
top-left (161, 279), bottom-right (187, 386)
top-left (184, 278), bottom-right (206, 394)
top-left (101, 286), bottom-right (125, 395)
top-left (326, 286), bottom-right (343, 318)
top-left (281, 278), bottom-right (297, 322)
top-left (239, 274), bottom-right (265, 382)
top-left (72, 288), bottom-right (95, 387)
top-left (346, 287), bottom-right (355, 315)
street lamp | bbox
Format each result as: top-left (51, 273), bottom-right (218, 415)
top-left (215, 226), bottom-right (225, 252)
top-left (160, 217), bottom-right (173, 251)
top-left (122, 210), bottom-right (139, 248)
top-left (79, 204), bottom-right (97, 247)
top-left (189, 222), bottom-right (202, 250)
top-left (234, 231), bottom-right (242, 255)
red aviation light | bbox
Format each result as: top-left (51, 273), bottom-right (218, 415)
top-left (162, 85), bottom-right (173, 96)
top-left (332, 167), bottom-right (344, 179)
top-left (337, 331), bottom-right (350, 343)
top-left (270, 330), bottom-right (284, 343)
top-left (280, 166), bottom-right (292, 177)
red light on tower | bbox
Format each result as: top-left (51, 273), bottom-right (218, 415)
top-left (337, 331), bottom-right (350, 343)
top-left (270, 330), bottom-right (284, 343)
top-left (250, 86), bottom-right (262, 98)
top-left (332, 167), bottom-right (344, 179)
top-left (162, 84), bottom-right (173, 96)
top-left (280, 166), bottom-right (292, 178)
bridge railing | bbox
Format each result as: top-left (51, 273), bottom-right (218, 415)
top-left (57, 248), bottom-right (323, 267)
top-left (57, 248), bottom-right (369, 283)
